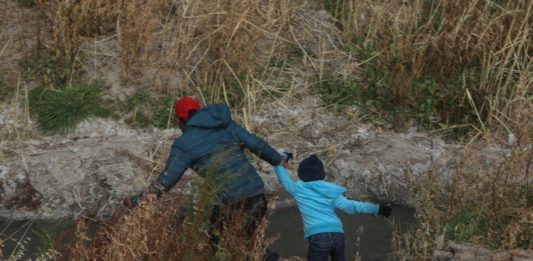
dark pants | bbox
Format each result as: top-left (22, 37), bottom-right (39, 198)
top-left (307, 232), bottom-right (346, 261)
top-left (209, 194), bottom-right (268, 250)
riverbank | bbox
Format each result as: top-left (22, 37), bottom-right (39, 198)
top-left (1, 205), bottom-right (417, 260)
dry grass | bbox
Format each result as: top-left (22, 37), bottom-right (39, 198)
top-left (392, 111), bottom-right (533, 260)
top-left (332, 0), bottom-right (532, 133)
top-left (1, 0), bottom-right (532, 259)
top-left (48, 150), bottom-right (278, 261)
top-left (42, 0), bottom-right (313, 94)
top-left (54, 189), bottom-right (276, 261)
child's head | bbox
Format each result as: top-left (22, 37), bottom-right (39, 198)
top-left (298, 154), bottom-right (325, 182)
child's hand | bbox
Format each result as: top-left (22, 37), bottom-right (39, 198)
top-left (378, 204), bottom-right (392, 218)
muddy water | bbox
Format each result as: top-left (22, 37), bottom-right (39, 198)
top-left (1, 206), bottom-right (416, 260)
top-left (266, 206), bottom-right (417, 261)
top-left (0, 218), bottom-right (72, 260)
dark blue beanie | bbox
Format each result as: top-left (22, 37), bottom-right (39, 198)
top-left (298, 154), bottom-right (325, 182)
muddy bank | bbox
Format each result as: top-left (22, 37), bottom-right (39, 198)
top-left (0, 96), bottom-right (510, 220)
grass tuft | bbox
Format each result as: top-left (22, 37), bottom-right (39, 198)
top-left (19, 52), bottom-right (70, 89)
top-left (29, 83), bottom-right (109, 134)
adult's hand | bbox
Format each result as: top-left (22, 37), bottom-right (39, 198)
top-left (123, 193), bottom-right (142, 209)
top-left (123, 183), bottom-right (164, 209)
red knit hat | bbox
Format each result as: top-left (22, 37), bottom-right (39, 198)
top-left (175, 97), bottom-right (201, 119)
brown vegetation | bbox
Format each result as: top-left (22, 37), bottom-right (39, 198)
top-left (0, 0), bottom-right (531, 260)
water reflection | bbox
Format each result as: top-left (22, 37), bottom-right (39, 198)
top-left (265, 205), bottom-right (417, 261)
top-left (1, 206), bottom-right (416, 260)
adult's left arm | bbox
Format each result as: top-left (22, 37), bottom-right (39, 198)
top-left (124, 141), bottom-right (192, 209)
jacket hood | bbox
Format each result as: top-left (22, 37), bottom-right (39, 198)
top-left (301, 180), bottom-right (347, 199)
top-left (187, 104), bottom-right (232, 129)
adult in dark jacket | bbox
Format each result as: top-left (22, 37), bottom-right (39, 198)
top-left (158, 99), bottom-right (283, 203)
top-left (125, 97), bottom-right (284, 257)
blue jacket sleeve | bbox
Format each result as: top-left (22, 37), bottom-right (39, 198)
top-left (156, 140), bottom-right (193, 191)
top-left (274, 165), bottom-right (297, 195)
top-left (231, 122), bottom-right (282, 166)
top-left (334, 195), bottom-right (379, 215)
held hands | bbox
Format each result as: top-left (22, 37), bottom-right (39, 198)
top-left (378, 204), bottom-right (392, 218)
top-left (280, 151), bottom-right (294, 167)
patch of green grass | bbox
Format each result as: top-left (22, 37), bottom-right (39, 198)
top-left (407, 67), bottom-right (482, 139)
top-left (20, 52), bottom-right (70, 89)
top-left (122, 90), bottom-right (177, 129)
top-left (16, 0), bottom-right (36, 8)
top-left (29, 82), bottom-right (109, 134)
top-left (444, 208), bottom-right (493, 243)
top-left (324, 0), bottom-right (343, 18)
top-left (316, 41), bottom-right (400, 125)
top-left (416, 0), bottom-right (445, 32)
top-left (0, 76), bottom-right (14, 102)
top-left (313, 75), bottom-right (358, 111)
top-left (124, 90), bottom-right (151, 128)
top-left (152, 96), bottom-right (176, 129)
top-left (513, 218), bottom-right (532, 249)
top-left (125, 90), bottom-right (151, 111)
top-left (314, 40), bottom-right (483, 138)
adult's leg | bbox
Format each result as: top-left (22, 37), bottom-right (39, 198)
top-left (209, 195), bottom-right (267, 249)
top-left (242, 194), bottom-right (268, 239)
top-left (208, 203), bottom-right (224, 249)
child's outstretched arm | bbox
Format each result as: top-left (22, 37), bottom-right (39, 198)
top-left (334, 195), bottom-right (380, 215)
top-left (274, 165), bottom-right (297, 195)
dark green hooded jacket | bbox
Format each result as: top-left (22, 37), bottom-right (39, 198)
top-left (156, 103), bottom-right (282, 203)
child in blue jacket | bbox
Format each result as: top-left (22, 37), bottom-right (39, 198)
top-left (274, 154), bottom-right (391, 261)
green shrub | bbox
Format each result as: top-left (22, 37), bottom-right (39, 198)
top-left (124, 90), bottom-right (151, 128)
top-left (29, 83), bottom-right (108, 134)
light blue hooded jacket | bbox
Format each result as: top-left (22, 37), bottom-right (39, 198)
top-left (274, 165), bottom-right (379, 238)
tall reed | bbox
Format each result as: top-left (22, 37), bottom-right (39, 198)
top-left (331, 0), bottom-right (532, 134)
